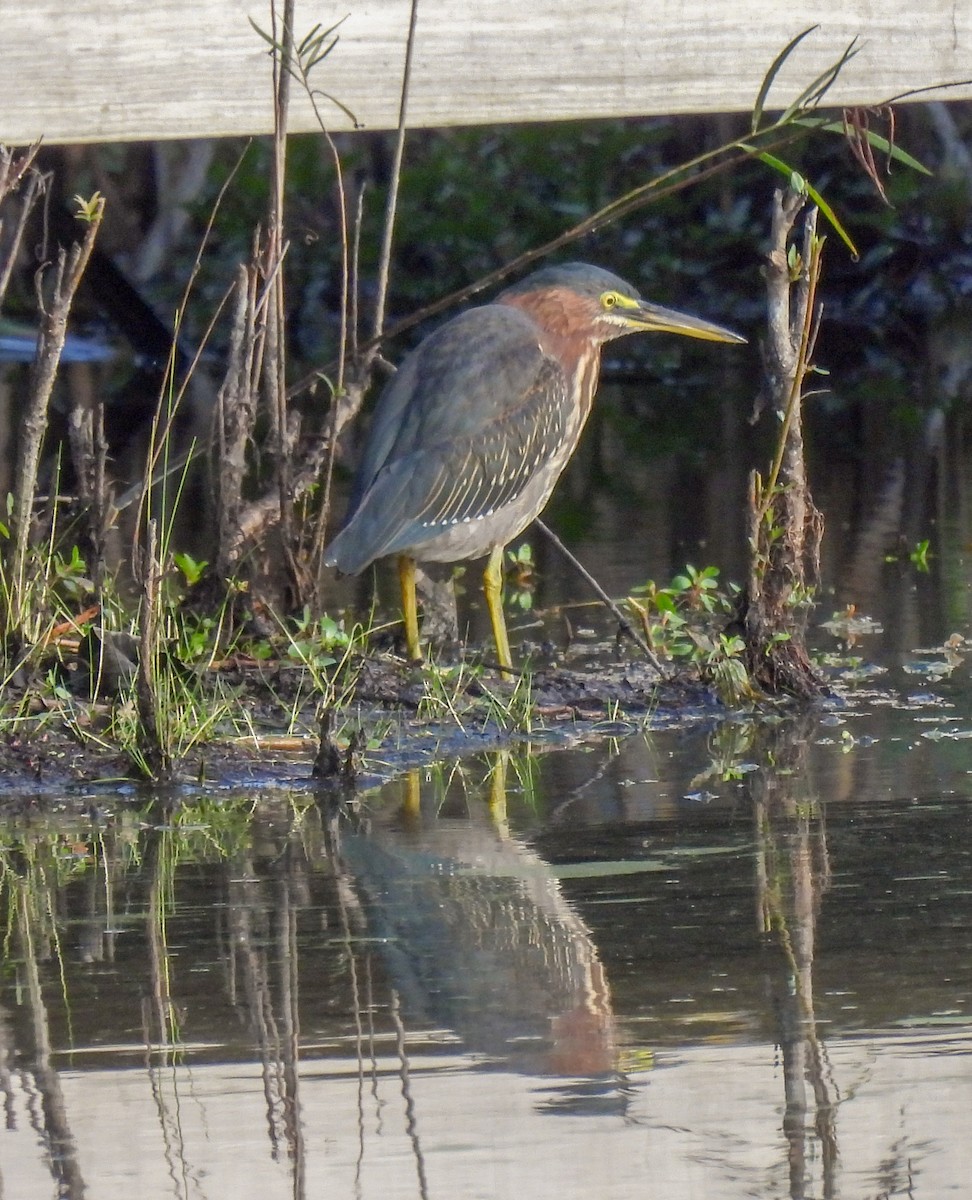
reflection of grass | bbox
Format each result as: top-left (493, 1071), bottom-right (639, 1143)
top-left (0, 796), bottom-right (314, 1049)
top-left (0, 824), bottom-right (90, 1043)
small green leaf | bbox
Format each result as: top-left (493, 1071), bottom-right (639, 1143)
top-left (174, 552), bottom-right (208, 587)
top-left (73, 192), bottom-right (105, 223)
top-left (757, 152), bottom-right (859, 259)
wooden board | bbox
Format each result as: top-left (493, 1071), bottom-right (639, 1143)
top-left (3, 1), bottom-right (972, 145)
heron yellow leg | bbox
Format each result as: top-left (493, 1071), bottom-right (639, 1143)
top-left (398, 554), bottom-right (422, 663)
top-left (483, 543), bottom-right (513, 678)
top-left (487, 750), bottom-right (510, 836)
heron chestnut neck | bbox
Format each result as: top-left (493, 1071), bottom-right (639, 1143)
top-left (499, 284), bottom-right (620, 354)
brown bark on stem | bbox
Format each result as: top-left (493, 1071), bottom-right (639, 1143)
top-left (741, 190), bottom-right (824, 699)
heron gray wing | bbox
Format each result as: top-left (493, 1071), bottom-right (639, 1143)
top-left (345, 304), bottom-right (558, 515)
top-left (324, 352), bottom-right (572, 573)
top-left (386, 357), bottom-right (571, 548)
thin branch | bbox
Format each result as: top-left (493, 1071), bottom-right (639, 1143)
top-left (288, 125), bottom-right (807, 400)
top-left (536, 519), bottom-right (666, 675)
top-left (267, 0), bottom-right (297, 582)
top-left (0, 150), bottom-right (48, 309)
top-left (371, 0), bottom-right (420, 341)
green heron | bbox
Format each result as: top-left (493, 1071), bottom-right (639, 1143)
top-left (325, 262), bottom-right (745, 674)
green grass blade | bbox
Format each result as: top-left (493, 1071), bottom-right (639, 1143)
top-left (248, 17), bottom-right (280, 51)
top-left (757, 151), bottom-right (807, 193)
top-left (804, 180), bottom-right (857, 259)
top-left (751, 25), bottom-right (819, 134)
top-left (780, 38), bottom-right (860, 123)
top-left (793, 117), bottom-right (932, 175)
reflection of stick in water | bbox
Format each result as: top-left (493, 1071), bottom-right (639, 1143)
top-left (6, 878), bottom-right (87, 1199)
top-left (751, 716), bottom-right (838, 1199)
top-left (339, 755), bottom-right (616, 1076)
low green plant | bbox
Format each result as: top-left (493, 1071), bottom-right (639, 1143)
top-left (240, 606), bottom-right (366, 738)
top-left (629, 566), bottom-right (734, 649)
top-left (668, 564), bottom-right (724, 613)
top-left (284, 607), bottom-right (353, 667)
top-left (628, 566), bottom-right (757, 702)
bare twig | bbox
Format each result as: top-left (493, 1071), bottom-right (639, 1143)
top-left (535, 519), bottom-right (666, 675)
top-left (842, 107), bottom-right (895, 205)
top-left (371, 0), bottom-right (419, 342)
top-left (267, 0), bottom-right (298, 593)
top-left (0, 144), bottom-right (47, 309)
top-left (215, 263), bottom-right (264, 580)
top-left (65, 360), bottom-right (111, 590)
top-left (0, 141), bottom-right (43, 203)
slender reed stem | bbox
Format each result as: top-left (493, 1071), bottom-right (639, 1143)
top-left (371, 0), bottom-right (420, 342)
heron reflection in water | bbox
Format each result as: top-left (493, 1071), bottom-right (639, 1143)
top-left (335, 754), bottom-right (618, 1086)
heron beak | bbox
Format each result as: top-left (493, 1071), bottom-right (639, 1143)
top-left (630, 301), bottom-right (747, 344)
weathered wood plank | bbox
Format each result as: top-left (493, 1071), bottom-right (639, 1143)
top-left (3, 1), bottom-right (972, 145)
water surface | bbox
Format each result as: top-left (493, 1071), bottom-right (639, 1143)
top-left (4, 334), bottom-right (972, 1199)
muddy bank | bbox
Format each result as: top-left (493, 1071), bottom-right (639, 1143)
top-left (0, 652), bottom-right (750, 814)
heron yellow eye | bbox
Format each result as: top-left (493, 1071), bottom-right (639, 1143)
top-left (601, 292), bottom-right (618, 310)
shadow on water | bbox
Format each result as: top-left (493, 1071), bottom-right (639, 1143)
top-left (3, 704), bottom-right (972, 1197)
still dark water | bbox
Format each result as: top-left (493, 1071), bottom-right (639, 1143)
top-left (4, 350), bottom-right (972, 1197)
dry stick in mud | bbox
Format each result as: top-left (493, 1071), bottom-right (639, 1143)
top-left (65, 361), bottom-right (111, 593)
top-left (741, 189), bottom-right (825, 698)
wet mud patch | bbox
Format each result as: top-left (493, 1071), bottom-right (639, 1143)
top-left (0, 652), bottom-right (731, 816)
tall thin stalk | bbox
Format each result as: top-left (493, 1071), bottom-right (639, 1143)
top-left (266, 0), bottom-right (298, 592)
top-left (371, 0), bottom-right (419, 343)
top-left (136, 518), bottom-right (172, 781)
